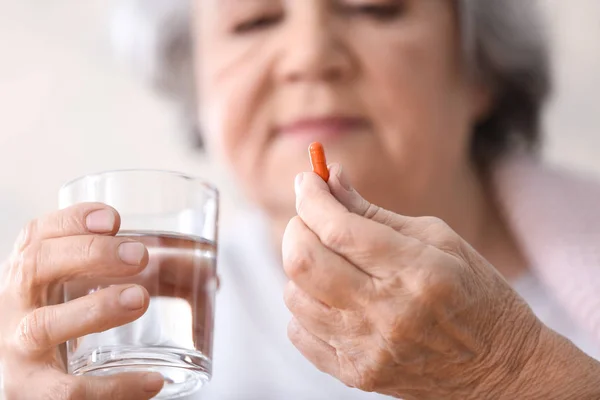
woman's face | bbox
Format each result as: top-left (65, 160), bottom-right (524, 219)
top-left (195, 0), bottom-right (488, 220)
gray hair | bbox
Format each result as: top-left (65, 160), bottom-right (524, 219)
top-left (111, 0), bottom-right (551, 167)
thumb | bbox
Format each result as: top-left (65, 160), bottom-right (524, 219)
top-left (327, 164), bottom-right (460, 249)
top-left (327, 163), bottom-right (409, 231)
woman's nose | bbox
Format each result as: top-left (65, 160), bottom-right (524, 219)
top-left (276, 12), bottom-right (353, 84)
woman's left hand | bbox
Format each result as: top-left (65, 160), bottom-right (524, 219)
top-left (283, 165), bottom-right (542, 400)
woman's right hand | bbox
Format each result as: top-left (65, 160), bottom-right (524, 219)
top-left (0, 203), bottom-right (165, 399)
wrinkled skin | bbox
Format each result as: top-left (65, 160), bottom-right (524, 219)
top-left (0, 0), bottom-right (554, 398)
top-left (195, 0), bottom-right (492, 236)
top-left (282, 166), bottom-right (542, 399)
top-left (0, 204), bottom-right (165, 400)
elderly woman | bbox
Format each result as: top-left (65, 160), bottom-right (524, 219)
top-left (3, 0), bottom-right (600, 399)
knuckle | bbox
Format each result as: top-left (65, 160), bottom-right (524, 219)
top-left (14, 219), bottom-right (38, 252)
top-left (337, 346), bottom-right (383, 393)
top-left (356, 348), bottom-right (391, 392)
top-left (58, 210), bottom-right (85, 235)
top-left (419, 216), bottom-right (461, 248)
top-left (282, 218), bottom-right (315, 280)
top-left (13, 244), bottom-right (43, 292)
top-left (426, 262), bottom-right (456, 296)
top-left (419, 216), bottom-right (449, 233)
top-left (413, 267), bottom-right (437, 298)
top-left (355, 372), bottom-right (377, 393)
top-left (322, 216), bottom-right (353, 249)
top-left (344, 359), bottom-right (378, 392)
top-left (16, 308), bottom-right (54, 354)
top-left (283, 242), bottom-right (314, 280)
top-left (80, 235), bottom-right (100, 261)
top-left (361, 203), bottom-right (381, 220)
top-left (370, 207), bottom-right (396, 228)
top-left (437, 219), bottom-right (458, 241)
top-left (81, 293), bottom-right (114, 333)
top-left (409, 266), bottom-right (452, 306)
top-left (82, 297), bottom-right (104, 326)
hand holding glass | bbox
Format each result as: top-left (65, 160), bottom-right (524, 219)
top-left (59, 170), bottom-right (218, 399)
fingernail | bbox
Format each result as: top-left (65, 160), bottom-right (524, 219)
top-left (294, 173), bottom-right (304, 195)
top-left (119, 286), bottom-right (145, 310)
top-left (143, 372), bottom-right (164, 393)
top-left (336, 165), bottom-right (352, 191)
top-left (85, 209), bottom-right (115, 233)
top-left (118, 242), bottom-right (146, 266)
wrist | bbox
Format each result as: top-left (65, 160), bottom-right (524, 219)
top-left (472, 307), bottom-right (543, 399)
top-left (500, 326), bottom-right (600, 399)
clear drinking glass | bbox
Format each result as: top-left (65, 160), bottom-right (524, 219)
top-left (59, 170), bottom-right (219, 399)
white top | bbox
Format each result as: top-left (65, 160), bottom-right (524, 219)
top-left (194, 212), bottom-right (600, 399)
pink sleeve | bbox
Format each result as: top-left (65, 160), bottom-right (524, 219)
top-left (494, 155), bottom-right (600, 343)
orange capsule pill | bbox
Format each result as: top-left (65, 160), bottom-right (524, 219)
top-left (308, 142), bottom-right (330, 182)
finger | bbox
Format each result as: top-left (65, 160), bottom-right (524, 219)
top-left (282, 216), bottom-right (371, 308)
top-left (287, 318), bottom-right (339, 378)
top-left (14, 203), bottom-right (120, 251)
top-left (295, 171), bottom-right (348, 227)
top-left (294, 179), bottom-right (413, 277)
top-left (327, 164), bottom-right (457, 249)
top-left (15, 371), bottom-right (165, 400)
top-left (327, 163), bottom-right (410, 231)
top-left (296, 171), bottom-right (404, 263)
top-left (284, 281), bottom-right (344, 343)
top-left (25, 236), bottom-right (148, 287)
top-left (15, 285), bottom-right (149, 355)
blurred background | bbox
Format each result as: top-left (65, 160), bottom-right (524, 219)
top-left (0, 0), bottom-right (599, 258)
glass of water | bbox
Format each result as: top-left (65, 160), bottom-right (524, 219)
top-left (59, 170), bottom-right (219, 399)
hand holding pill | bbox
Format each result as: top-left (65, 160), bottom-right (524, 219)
top-left (282, 143), bottom-right (541, 399)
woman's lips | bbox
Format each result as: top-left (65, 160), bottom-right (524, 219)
top-left (276, 116), bottom-right (368, 138)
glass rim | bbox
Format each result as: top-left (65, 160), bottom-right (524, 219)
top-left (60, 168), bottom-right (219, 198)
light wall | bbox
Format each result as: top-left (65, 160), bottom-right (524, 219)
top-left (1, 0), bottom-right (599, 258)
top-left (0, 0), bottom-right (223, 258)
